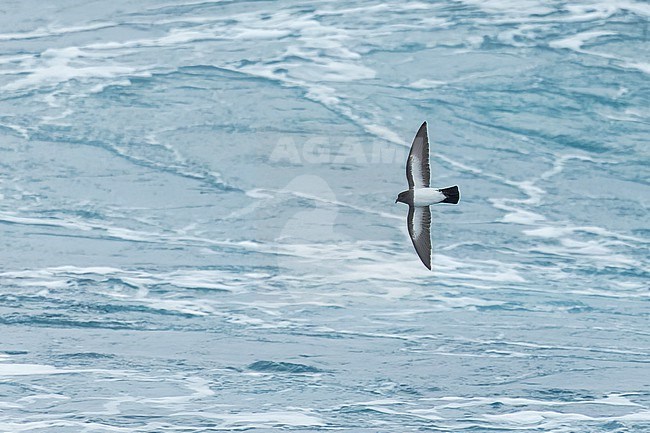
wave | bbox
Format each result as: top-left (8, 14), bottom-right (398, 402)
top-left (0, 22), bottom-right (118, 42)
top-left (247, 360), bottom-right (322, 374)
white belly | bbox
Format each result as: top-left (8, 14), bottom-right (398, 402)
top-left (413, 188), bottom-right (445, 206)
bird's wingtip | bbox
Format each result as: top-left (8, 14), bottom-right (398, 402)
top-left (415, 121), bottom-right (427, 136)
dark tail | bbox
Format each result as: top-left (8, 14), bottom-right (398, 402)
top-left (440, 185), bottom-right (460, 204)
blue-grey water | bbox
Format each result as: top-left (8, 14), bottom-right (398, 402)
top-left (1, 1), bottom-right (649, 431)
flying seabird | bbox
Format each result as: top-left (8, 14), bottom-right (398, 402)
top-left (395, 122), bottom-right (460, 270)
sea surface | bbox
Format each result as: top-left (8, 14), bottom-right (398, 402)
top-left (0, 1), bottom-right (649, 431)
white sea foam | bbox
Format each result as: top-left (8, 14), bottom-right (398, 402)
top-left (481, 408), bottom-right (650, 429)
top-left (539, 154), bottom-right (597, 180)
top-left (564, 1), bottom-right (650, 21)
top-left (499, 206), bottom-right (545, 225)
top-left (271, 242), bottom-right (528, 288)
top-left (408, 79), bottom-right (448, 89)
top-left (40, 108), bottom-right (73, 125)
top-left (599, 107), bottom-right (648, 123)
top-left (0, 122), bottom-right (29, 139)
top-left (341, 398), bottom-right (406, 407)
top-left (2, 266), bottom-right (268, 293)
top-left (0, 4), bottom-right (426, 154)
top-left (245, 189), bottom-right (274, 199)
top-left (1, 265), bottom-right (283, 322)
top-left (190, 9), bottom-right (410, 149)
top-left (3, 47), bottom-right (147, 92)
top-left (0, 363), bottom-right (100, 376)
top-left (545, 26), bottom-right (650, 77)
top-left (0, 212), bottom-right (94, 231)
top-left (549, 30), bottom-right (617, 51)
top-left (458, 0), bottom-right (555, 16)
top-left (622, 61), bottom-right (650, 75)
top-left (484, 410), bottom-right (591, 425)
top-left (618, 411), bottom-right (650, 422)
top-left (431, 393), bottom-right (643, 409)
top-left (522, 225), bottom-right (643, 268)
top-left (17, 394), bottom-right (70, 403)
top-left (481, 151), bottom-right (645, 272)
top-left (141, 376), bottom-right (215, 405)
top-left (0, 211), bottom-right (259, 251)
top-left (0, 22), bottom-right (117, 41)
top-left (170, 410), bottom-right (325, 427)
top-left (366, 406), bottom-right (444, 421)
top-left (0, 419), bottom-right (137, 432)
top-left (364, 124), bottom-right (408, 146)
top-left (3, 237), bottom-right (520, 311)
top-left (317, 2), bottom-right (433, 17)
top-left (461, 337), bottom-right (650, 357)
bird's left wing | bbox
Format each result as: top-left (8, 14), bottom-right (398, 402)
top-left (407, 205), bottom-right (432, 270)
top-left (406, 121), bottom-right (430, 189)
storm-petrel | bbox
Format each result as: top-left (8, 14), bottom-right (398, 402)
top-left (395, 122), bottom-right (460, 269)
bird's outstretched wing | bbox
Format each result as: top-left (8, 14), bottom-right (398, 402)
top-left (407, 205), bottom-right (432, 270)
top-left (406, 121), bottom-right (430, 189)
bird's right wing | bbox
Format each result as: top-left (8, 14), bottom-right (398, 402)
top-left (406, 121), bottom-right (431, 189)
top-left (407, 205), bottom-right (432, 270)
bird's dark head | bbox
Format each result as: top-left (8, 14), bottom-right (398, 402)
top-left (395, 190), bottom-right (412, 205)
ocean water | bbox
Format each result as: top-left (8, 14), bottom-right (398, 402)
top-left (0, 0), bottom-right (649, 431)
